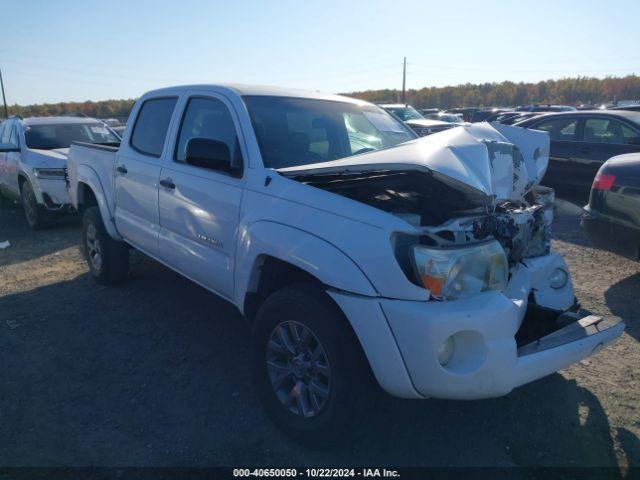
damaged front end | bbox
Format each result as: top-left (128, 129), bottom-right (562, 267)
top-left (280, 122), bottom-right (555, 273)
top-left (280, 122), bottom-right (625, 396)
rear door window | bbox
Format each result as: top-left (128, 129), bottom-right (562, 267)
top-left (534, 117), bottom-right (578, 141)
top-left (130, 97), bottom-right (178, 157)
top-left (584, 118), bottom-right (640, 145)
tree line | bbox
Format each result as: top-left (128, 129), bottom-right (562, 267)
top-left (4, 75), bottom-right (640, 119)
top-left (7, 99), bottom-right (136, 122)
top-left (347, 75), bottom-right (640, 108)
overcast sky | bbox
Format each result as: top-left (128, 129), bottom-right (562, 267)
top-left (1, 0), bottom-right (639, 105)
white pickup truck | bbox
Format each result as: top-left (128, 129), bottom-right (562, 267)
top-left (66, 84), bottom-right (625, 442)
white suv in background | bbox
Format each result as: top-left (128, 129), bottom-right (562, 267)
top-left (0, 116), bottom-right (120, 228)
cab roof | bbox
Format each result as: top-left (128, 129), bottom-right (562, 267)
top-left (141, 84), bottom-right (370, 106)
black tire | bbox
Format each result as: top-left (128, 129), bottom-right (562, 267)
top-left (81, 206), bottom-right (129, 285)
top-left (20, 180), bottom-right (50, 229)
top-left (252, 283), bottom-right (373, 446)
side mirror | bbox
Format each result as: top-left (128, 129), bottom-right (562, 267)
top-left (628, 137), bottom-right (640, 146)
top-left (0, 142), bottom-right (19, 153)
top-left (185, 137), bottom-right (233, 173)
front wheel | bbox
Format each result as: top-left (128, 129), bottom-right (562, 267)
top-left (21, 180), bottom-right (49, 229)
top-left (252, 283), bottom-right (373, 445)
top-left (82, 206), bottom-right (129, 285)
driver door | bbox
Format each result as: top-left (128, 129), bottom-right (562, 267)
top-left (157, 93), bottom-right (246, 300)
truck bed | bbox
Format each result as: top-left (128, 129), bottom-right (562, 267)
top-left (67, 141), bottom-right (119, 215)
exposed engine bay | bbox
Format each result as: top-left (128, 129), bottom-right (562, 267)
top-left (280, 122), bottom-right (553, 267)
top-left (288, 168), bottom-right (554, 266)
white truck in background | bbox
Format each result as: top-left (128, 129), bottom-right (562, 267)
top-left (0, 116), bottom-right (120, 228)
top-left (66, 84), bottom-right (624, 442)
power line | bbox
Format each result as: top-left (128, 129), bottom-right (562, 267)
top-left (401, 57), bottom-right (406, 104)
top-left (0, 65), bottom-right (8, 118)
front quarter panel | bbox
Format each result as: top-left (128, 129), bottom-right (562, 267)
top-left (234, 219), bottom-right (378, 310)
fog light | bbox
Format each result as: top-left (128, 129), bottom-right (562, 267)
top-left (549, 268), bottom-right (568, 289)
top-left (438, 336), bottom-right (455, 366)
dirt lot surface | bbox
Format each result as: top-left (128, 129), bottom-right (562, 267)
top-left (1, 196), bottom-right (639, 471)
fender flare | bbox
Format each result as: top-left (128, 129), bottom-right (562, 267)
top-left (17, 169), bottom-right (43, 203)
top-left (75, 165), bottom-right (122, 241)
top-left (234, 220), bottom-right (377, 309)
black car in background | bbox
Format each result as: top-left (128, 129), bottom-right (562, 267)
top-left (582, 153), bottom-right (640, 260)
top-left (483, 111), bottom-right (544, 125)
top-left (516, 104), bottom-right (577, 112)
top-left (443, 107), bottom-right (479, 122)
top-left (470, 108), bottom-right (512, 122)
top-left (516, 111), bottom-right (640, 191)
top-left (611, 105), bottom-right (640, 112)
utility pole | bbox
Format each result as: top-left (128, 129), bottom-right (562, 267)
top-left (401, 57), bottom-right (407, 105)
top-left (0, 65), bottom-right (7, 118)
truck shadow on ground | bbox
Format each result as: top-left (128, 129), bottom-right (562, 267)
top-left (605, 273), bottom-right (640, 342)
top-left (1, 257), bottom-right (638, 471)
top-left (0, 207), bottom-right (80, 267)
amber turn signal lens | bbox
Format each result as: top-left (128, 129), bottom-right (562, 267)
top-left (421, 275), bottom-right (443, 296)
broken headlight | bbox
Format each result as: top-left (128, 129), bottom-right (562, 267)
top-left (411, 240), bottom-right (508, 300)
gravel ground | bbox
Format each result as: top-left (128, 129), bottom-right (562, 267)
top-left (0, 197), bottom-right (639, 472)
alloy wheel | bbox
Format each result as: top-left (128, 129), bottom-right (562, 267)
top-left (85, 223), bottom-right (103, 272)
top-left (266, 321), bottom-right (331, 418)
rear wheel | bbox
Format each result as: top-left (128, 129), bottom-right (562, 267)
top-left (252, 283), bottom-right (372, 445)
top-left (20, 180), bottom-right (49, 229)
top-left (82, 206), bottom-right (129, 284)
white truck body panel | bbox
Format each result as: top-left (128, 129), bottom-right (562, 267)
top-left (66, 84), bottom-right (625, 401)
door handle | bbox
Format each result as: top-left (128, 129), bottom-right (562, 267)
top-left (160, 178), bottom-right (175, 189)
top-left (116, 165), bottom-right (128, 174)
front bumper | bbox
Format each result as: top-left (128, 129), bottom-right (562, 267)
top-left (330, 252), bottom-right (625, 399)
top-left (32, 178), bottom-right (72, 212)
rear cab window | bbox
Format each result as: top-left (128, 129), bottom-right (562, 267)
top-left (130, 97), bottom-right (178, 157)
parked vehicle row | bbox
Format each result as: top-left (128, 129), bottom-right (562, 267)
top-left (59, 84), bottom-right (624, 442)
top-left (0, 116), bottom-right (120, 228)
top-left (516, 110), bottom-right (640, 190)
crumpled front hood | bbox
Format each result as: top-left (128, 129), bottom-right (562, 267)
top-left (279, 123), bottom-right (549, 203)
top-left (28, 148), bottom-right (69, 168)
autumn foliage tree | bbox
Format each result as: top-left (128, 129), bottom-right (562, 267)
top-left (7, 99), bottom-right (136, 122)
top-left (5, 75), bottom-right (640, 118)
top-left (347, 75), bottom-right (640, 109)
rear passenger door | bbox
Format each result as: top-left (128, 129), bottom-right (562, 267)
top-left (579, 116), bottom-right (640, 184)
top-left (530, 116), bottom-right (581, 188)
top-left (157, 93), bottom-right (245, 300)
top-left (114, 96), bottom-right (178, 257)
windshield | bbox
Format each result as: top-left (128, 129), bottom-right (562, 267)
top-left (385, 106), bottom-right (424, 121)
top-left (25, 123), bottom-right (120, 150)
top-left (243, 96), bottom-right (415, 169)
